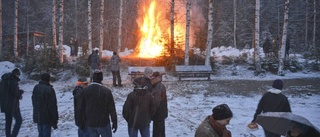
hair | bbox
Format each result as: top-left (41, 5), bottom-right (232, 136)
top-left (113, 51), bottom-right (117, 55)
top-left (41, 73), bottom-right (51, 83)
top-left (11, 68), bottom-right (21, 76)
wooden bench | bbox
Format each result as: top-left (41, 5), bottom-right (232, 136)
top-left (175, 65), bottom-right (214, 81)
top-left (128, 66), bottom-right (166, 79)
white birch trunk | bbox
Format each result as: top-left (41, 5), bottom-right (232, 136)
top-left (205, 0), bottom-right (214, 66)
top-left (312, 0), bottom-right (316, 49)
top-left (254, 0), bottom-right (262, 72)
top-left (233, 0), bottom-right (237, 48)
top-left (305, 0), bottom-right (308, 47)
top-left (88, 0), bottom-right (92, 54)
top-left (278, 0), bottom-right (289, 76)
top-left (53, 0), bottom-right (57, 51)
top-left (0, 0), bottom-right (2, 57)
top-left (99, 0), bottom-right (104, 58)
top-left (185, 0), bottom-right (191, 65)
top-left (117, 0), bottom-right (123, 53)
top-left (14, 0), bottom-right (19, 57)
top-left (58, 0), bottom-right (64, 63)
top-left (170, 0), bottom-right (175, 59)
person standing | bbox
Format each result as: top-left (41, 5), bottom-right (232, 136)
top-left (88, 48), bottom-right (101, 81)
top-left (72, 77), bottom-right (89, 137)
top-left (195, 104), bottom-right (233, 137)
top-left (249, 79), bottom-right (292, 137)
top-left (79, 71), bottom-right (118, 137)
top-left (0, 68), bottom-right (24, 137)
top-left (122, 83), bottom-right (156, 137)
top-left (151, 72), bottom-right (168, 137)
top-left (110, 51), bottom-right (122, 87)
top-left (133, 67), bottom-right (153, 92)
top-left (32, 73), bottom-right (59, 137)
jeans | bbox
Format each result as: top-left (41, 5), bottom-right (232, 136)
top-left (87, 123), bottom-right (112, 137)
top-left (37, 124), bottom-right (52, 137)
top-left (78, 127), bottom-right (89, 137)
top-left (5, 109), bottom-right (22, 137)
top-left (111, 71), bottom-right (122, 85)
top-left (128, 126), bottom-right (150, 137)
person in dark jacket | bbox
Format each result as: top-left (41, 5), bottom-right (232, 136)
top-left (79, 71), bottom-right (118, 137)
top-left (133, 67), bottom-right (153, 93)
top-left (88, 48), bottom-right (101, 81)
top-left (195, 104), bottom-right (233, 137)
top-left (0, 68), bottom-right (24, 137)
top-left (72, 77), bottom-right (89, 137)
top-left (151, 72), bottom-right (168, 137)
top-left (250, 79), bottom-right (292, 137)
top-left (122, 83), bottom-right (157, 137)
top-left (110, 51), bottom-right (122, 87)
top-left (32, 73), bottom-right (59, 137)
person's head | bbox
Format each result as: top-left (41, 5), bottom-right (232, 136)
top-left (77, 77), bottom-right (88, 87)
top-left (272, 79), bottom-right (283, 90)
top-left (92, 71), bottom-right (103, 83)
top-left (144, 67), bottom-right (153, 79)
top-left (212, 104), bottom-right (233, 126)
top-left (151, 71), bottom-right (162, 85)
top-left (113, 51), bottom-right (117, 55)
top-left (41, 73), bottom-right (51, 83)
top-left (289, 122), bottom-right (308, 137)
top-left (11, 68), bottom-right (21, 77)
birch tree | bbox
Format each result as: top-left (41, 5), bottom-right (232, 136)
top-left (254, 0), bottom-right (262, 73)
top-left (58, 0), bottom-right (64, 63)
top-left (170, 0), bottom-right (175, 60)
top-left (99, 0), bottom-right (104, 58)
top-left (305, 0), bottom-right (308, 47)
top-left (53, 0), bottom-right (57, 51)
top-left (88, 0), bottom-right (92, 54)
top-left (117, 0), bottom-right (123, 53)
top-left (233, 0), bottom-right (237, 48)
top-left (205, 0), bottom-right (214, 66)
top-left (312, 0), bottom-right (316, 50)
top-left (14, 0), bottom-right (19, 57)
top-left (278, 0), bottom-right (289, 76)
top-left (0, 0), bottom-right (2, 58)
top-left (185, 0), bottom-right (191, 65)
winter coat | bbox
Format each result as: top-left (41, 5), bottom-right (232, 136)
top-left (151, 77), bottom-right (168, 121)
top-left (195, 116), bottom-right (232, 137)
top-left (133, 76), bottom-right (153, 93)
top-left (110, 54), bottom-right (121, 71)
top-left (79, 82), bottom-right (117, 128)
top-left (72, 85), bottom-right (84, 126)
top-left (252, 88), bottom-right (291, 122)
top-left (122, 87), bottom-right (156, 128)
top-left (32, 81), bottom-right (59, 126)
top-left (0, 73), bottom-right (23, 113)
top-left (88, 53), bottom-right (100, 70)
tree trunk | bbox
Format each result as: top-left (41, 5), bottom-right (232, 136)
top-left (14, 0), bottom-right (19, 57)
top-left (305, 0), bottom-right (308, 47)
top-left (53, 0), bottom-right (57, 51)
top-left (233, 0), bottom-right (237, 48)
top-left (254, 0), bottom-right (262, 72)
top-left (278, 0), bottom-right (289, 76)
top-left (0, 0), bottom-right (2, 58)
top-left (117, 0), bottom-right (123, 53)
top-left (184, 0), bottom-right (191, 65)
top-left (312, 0), bottom-right (316, 50)
top-left (99, 0), bottom-right (104, 58)
top-left (58, 0), bottom-right (64, 63)
top-left (170, 0), bottom-right (175, 61)
top-left (205, 0), bottom-right (214, 66)
top-left (88, 0), bottom-right (92, 54)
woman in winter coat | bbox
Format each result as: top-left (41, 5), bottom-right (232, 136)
top-left (195, 104), bottom-right (233, 137)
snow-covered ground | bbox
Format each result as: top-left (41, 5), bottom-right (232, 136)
top-left (0, 47), bottom-right (319, 137)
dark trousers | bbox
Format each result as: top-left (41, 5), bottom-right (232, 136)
top-left (37, 124), bottom-right (52, 137)
top-left (152, 120), bottom-right (165, 137)
top-left (5, 109), bottom-right (22, 137)
top-left (264, 129), bottom-right (281, 137)
top-left (111, 71), bottom-right (122, 85)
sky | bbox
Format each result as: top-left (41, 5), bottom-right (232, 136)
top-left (0, 46), bottom-right (319, 137)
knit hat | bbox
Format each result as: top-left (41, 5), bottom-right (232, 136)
top-left (11, 68), bottom-right (21, 76)
top-left (212, 104), bottom-right (233, 120)
top-left (41, 73), bottom-right (51, 83)
top-left (92, 71), bottom-right (103, 83)
top-left (77, 77), bottom-right (88, 85)
top-left (272, 79), bottom-right (283, 90)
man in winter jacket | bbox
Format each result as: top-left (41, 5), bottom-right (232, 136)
top-left (110, 51), bottom-right (122, 87)
top-left (195, 104), bottom-right (233, 137)
top-left (0, 68), bottom-right (24, 137)
top-left (32, 73), bottom-right (59, 137)
top-left (79, 71), bottom-right (118, 136)
top-left (72, 77), bottom-right (89, 137)
top-left (123, 83), bottom-right (157, 137)
top-left (250, 79), bottom-right (292, 137)
top-left (151, 72), bottom-right (168, 137)
top-left (88, 48), bottom-right (101, 81)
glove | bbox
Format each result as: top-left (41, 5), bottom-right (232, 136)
top-left (112, 122), bottom-right (117, 133)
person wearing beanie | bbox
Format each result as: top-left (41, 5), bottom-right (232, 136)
top-left (32, 73), bottom-right (59, 136)
top-left (110, 51), bottom-right (122, 87)
top-left (72, 77), bottom-right (89, 137)
top-left (249, 79), bottom-right (291, 137)
top-left (79, 71), bottom-right (118, 136)
top-left (195, 104), bottom-right (233, 137)
top-left (88, 48), bottom-right (101, 82)
top-left (0, 68), bottom-right (24, 137)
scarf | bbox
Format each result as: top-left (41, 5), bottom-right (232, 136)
top-left (209, 116), bottom-right (232, 137)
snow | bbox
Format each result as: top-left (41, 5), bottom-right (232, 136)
top-left (0, 47), bottom-right (319, 137)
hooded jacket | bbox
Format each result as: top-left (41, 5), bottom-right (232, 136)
top-left (122, 86), bottom-right (156, 128)
top-left (252, 88), bottom-right (292, 122)
top-left (151, 76), bottom-right (168, 121)
top-left (0, 73), bottom-right (23, 113)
